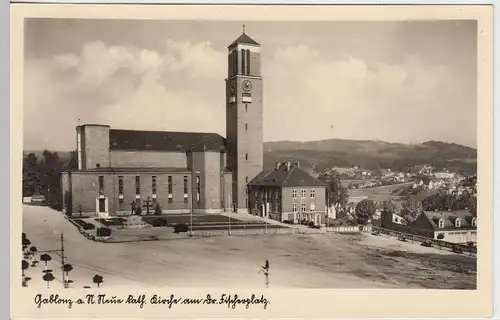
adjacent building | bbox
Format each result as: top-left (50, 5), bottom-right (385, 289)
top-left (247, 162), bottom-right (327, 226)
top-left (381, 209), bottom-right (477, 244)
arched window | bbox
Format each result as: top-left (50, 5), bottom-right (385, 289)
top-left (241, 49), bottom-right (245, 75)
top-left (232, 50), bottom-right (237, 76)
top-left (246, 49), bottom-right (251, 75)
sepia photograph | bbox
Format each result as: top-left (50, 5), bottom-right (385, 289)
top-left (10, 4), bottom-right (494, 319)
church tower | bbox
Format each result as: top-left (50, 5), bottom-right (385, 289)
top-left (225, 27), bottom-right (264, 213)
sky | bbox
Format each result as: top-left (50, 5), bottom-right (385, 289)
top-left (23, 19), bottom-right (477, 151)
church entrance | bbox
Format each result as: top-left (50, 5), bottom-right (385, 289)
top-left (98, 199), bottom-right (106, 213)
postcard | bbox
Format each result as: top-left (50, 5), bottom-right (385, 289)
top-left (10, 3), bottom-right (494, 319)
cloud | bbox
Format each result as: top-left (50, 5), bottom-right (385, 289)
top-left (24, 39), bottom-right (476, 151)
top-left (263, 45), bottom-right (473, 146)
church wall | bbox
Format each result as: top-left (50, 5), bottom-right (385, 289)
top-left (203, 151), bottom-right (222, 210)
top-left (65, 172), bottom-right (193, 215)
top-left (110, 150), bottom-right (187, 168)
top-left (82, 125), bottom-right (110, 169)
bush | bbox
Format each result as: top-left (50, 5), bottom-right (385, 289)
top-left (151, 218), bottom-right (167, 227)
top-left (82, 224), bottom-right (95, 230)
top-left (174, 223), bottom-right (189, 233)
top-left (96, 227), bottom-right (112, 237)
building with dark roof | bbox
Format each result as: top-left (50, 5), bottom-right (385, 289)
top-left (248, 162), bottom-right (327, 226)
top-left (61, 29), bottom-right (264, 216)
top-left (381, 209), bottom-right (477, 244)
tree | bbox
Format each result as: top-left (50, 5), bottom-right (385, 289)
top-left (63, 263), bottom-right (74, 287)
top-left (93, 274), bottom-right (104, 288)
top-left (21, 260), bottom-right (29, 277)
top-left (66, 150), bottom-right (78, 170)
top-left (64, 191), bottom-right (73, 216)
top-left (37, 150), bottom-right (64, 210)
top-left (382, 200), bottom-right (397, 213)
top-left (135, 205), bottom-right (142, 216)
top-left (22, 153), bottom-right (40, 197)
top-left (154, 202), bottom-right (162, 215)
top-left (40, 253), bottom-right (52, 269)
top-left (401, 199), bottom-right (423, 223)
top-left (318, 171), bottom-right (349, 208)
top-left (355, 199), bottom-right (376, 225)
top-left (29, 246), bottom-right (38, 263)
top-left (43, 272), bottom-right (55, 288)
top-left (22, 237), bottom-right (31, 252)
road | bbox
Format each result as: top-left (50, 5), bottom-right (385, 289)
top-left (22, 205), bottom-right (475, 290)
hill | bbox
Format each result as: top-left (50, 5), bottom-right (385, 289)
top-left (264, 139), bottom-right (477, 174)
top-left (23, 138), bottom-right (477, 175)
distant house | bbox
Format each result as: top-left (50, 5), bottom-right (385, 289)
top-left (434, 171), bottom-right (456, 179)
top-left (23, 195), bottom-right (46, 206)
top-left (248, 162), bottom-right (327, 226)
top-left (381, 209), bottom-right (477, 244)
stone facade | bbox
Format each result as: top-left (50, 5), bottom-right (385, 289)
top-left (225, 37), bottom-right (264, 213)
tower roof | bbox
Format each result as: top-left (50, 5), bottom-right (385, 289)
top-left (228, 32), bottom-right (260, 48)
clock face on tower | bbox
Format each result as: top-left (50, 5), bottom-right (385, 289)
top-left (241, 80), bottom-right (252, 93)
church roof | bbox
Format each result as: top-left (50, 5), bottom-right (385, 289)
top-left (228, 32), bottom-right (260, 48)
top-left (109, 129), bottom-right (226, 153)
top-left (248, 164), bottom-right (326, 188)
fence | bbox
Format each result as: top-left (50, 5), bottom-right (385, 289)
top-left (372, 226), bottom-right (477, 254)
top-left (326, 225), bottom-right (372, 233)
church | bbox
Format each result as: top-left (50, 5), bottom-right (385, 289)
top-left (61, 30), bottom-right (264, 217)
top-left (61, 29), bottom-right (327, 222)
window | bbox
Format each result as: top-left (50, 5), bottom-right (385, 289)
top-left (245, 124), bottom-right (248, 131)
top-left (245, 153), bottom-right (248, 160)
top-left (310, 203), bottom-right (315, 211)
top-left (196, 176), bottom-right (201, 202)
top-left (301, 189), bottom-right (307, 198)
top-left (438, 218), bottom-right (444, 228)
top-left (183, 176), bottom-right (189, 203)
top-left (301, 204), bottom-right (307, 212)
top-left (292, 189), bottom-right (297, 199)
top-left (242, 92), bottom-right (252, 98)
top-left (292, 203), bottom-right (298, 212)
top-left (118, 176), bottom-right (124, 196)
top-left (246, 49), bottom-right (250, 75)
top-left (152, 176), bottom-right (157, 195)
top-left (98, 176), bottom-right (104, 195)
top-left (245, 176), bottom-right (248, 184)
top-left (241, 49), bottom-right (245, 74)
top-left (168, 176), bottom-right (173, 203)
top-left (310, 189), bottom-right (315, 198)
top-left (472, 217), bottom-right (477, 227)
top-left (135, 176), bottom-right (140, 195)
top-left (455, 218), bottom-right (461, 228)
top-left (96, 164), bottom-right (101, 168)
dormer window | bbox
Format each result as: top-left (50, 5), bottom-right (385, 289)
top-left (438, 218), bottom-right (444, 228)
top-left (455, 218), bottom-right (461, 228)
top-left (472, 217), bottom-right (477, 227)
